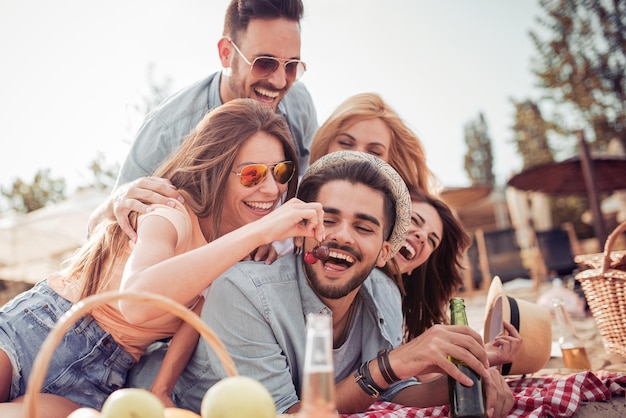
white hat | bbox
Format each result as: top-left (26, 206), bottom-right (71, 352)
top-left (484, 276), bottom-right (552, 375)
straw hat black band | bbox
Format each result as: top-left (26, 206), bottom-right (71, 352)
top-left (501, 296), bottom-right (520, 376)
top-left (300, 151), bottom-right (410, 257)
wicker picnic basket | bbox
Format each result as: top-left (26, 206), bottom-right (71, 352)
top-left (575, 221), bottom-right (626, 357)
top-left (23, 290), bottom-right (239, 418)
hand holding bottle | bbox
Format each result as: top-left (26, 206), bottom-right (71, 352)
top-left (447, 297), bottom-right (487, 418)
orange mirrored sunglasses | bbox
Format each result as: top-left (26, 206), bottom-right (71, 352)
top-left (232, 161), bottom-right (295, 187)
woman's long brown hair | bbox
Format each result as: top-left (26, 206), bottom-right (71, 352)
top-left (61, 98), bottom-right (299, 299)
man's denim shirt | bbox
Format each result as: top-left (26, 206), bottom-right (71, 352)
top-left (130, 255), bottom-right (416, 414)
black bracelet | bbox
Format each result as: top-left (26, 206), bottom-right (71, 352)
top-left (354, 360), bottom-right (384, 399)
top-left (377, 349), bottom-right (401, 384)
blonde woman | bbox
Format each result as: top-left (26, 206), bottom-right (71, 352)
top-left (310, 92), bottom-right (437, 193)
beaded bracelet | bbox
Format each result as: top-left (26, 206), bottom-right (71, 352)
top-left (353, 360), bottom-right (385, 399)
top-left (377, 349), bottom-right (401, 385)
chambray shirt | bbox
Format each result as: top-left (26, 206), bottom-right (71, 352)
top-left (115, 72), bottom-right (318, 186)
top-left (127, 255), bottom-right (416, 414)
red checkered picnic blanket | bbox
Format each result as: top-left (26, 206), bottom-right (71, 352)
top-left (340, 370), bottom-right (626, 418)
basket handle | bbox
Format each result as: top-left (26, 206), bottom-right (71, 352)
top-left (603, 220), bottom-right (626, 272)
top-left (24, 290), bottom-right (238, 418)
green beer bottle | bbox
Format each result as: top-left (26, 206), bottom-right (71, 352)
top-left (447, 297), bottom-right (486, 418)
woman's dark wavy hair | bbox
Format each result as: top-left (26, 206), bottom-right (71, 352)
top-left (399, 186), bottom-right (471, 342)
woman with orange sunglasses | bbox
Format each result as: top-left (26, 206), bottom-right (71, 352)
top-left (0, 98), bottom-right (325, 417)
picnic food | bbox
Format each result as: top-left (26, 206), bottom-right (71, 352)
top-left (164, 408), bottom-right (202, 418)
top-left (66, 408), bottom-right (102, 417)
top-left (201, 376), bottom-right (275, 418)
top-left (100, 388), bottom-right (165, 418)
top-left (304, 245), bottom-right (330, 264)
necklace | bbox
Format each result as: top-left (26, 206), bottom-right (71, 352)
top-left (301, 260), bottom-right (358, 348)
top-left (334, 296), bottom-right (358, 348)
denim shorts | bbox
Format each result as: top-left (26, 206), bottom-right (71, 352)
top-left (0, 280), bottom-right (135, 409)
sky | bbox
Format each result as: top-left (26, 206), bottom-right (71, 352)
top-left (0, 0), bottom-right (544, 195)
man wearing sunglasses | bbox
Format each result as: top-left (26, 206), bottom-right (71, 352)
top-left (89, 0), bottom-right (316, 241)
top-left (128, 151), bottom-right (514, 417)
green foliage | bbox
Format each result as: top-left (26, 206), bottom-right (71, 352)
top-left (530, 0), bottom-right (626, 150)
top-left (0, 63), bottom-right (169, 215)
top-left (510, 99), bottom-right (558, 169)
top-left (1, 169), bottom-right (66, 213)
top-left (506, 0), bottom-right (626, 239)
top-left (463, 112), bottom-right (495, 187)
top-left (0, 154), bottom-right (119, 215)
top-left (78, 152), bottom-right (120, 192)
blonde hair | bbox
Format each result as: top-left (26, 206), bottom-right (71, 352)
top-left (63, 98), bottom-right (298, 299)
top-left (310, 93), bottom-right (437, 193)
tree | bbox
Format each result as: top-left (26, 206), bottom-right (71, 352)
top-left (79, 152), bottom-right (120, 192)
top-left (463, 112), bottom-right (495, 187)
top-left (519, 1), bottom-right (626, 240)
top-left (509, 100), bottom-right (596, 238)
top-left (510, 99), bottom-right (558, 169)
top-left (1, 169), bottom-right (66, 213)
top-left (0, 154), bottom-right (118, 215)
top-left (0, 63), bottom-right (171, 215)
top-left (530, 0), bottom-right (626, 151)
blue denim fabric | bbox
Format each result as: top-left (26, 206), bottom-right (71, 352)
top-left (0, 281), bottom-right (135, 409)
top-left (128, 255), bottom-right (414, 414)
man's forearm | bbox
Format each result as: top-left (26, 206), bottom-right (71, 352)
top-left (335, 365), bottom-right (448, 413)
top-left (335, 373), bottom-right (383, 414)
top-left (391, 374), bottom-right (448, 408)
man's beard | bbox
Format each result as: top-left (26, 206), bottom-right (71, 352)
top-left (227, 72), bottom-right (282, 108)
top-left (303, 260), bottom-right (375, 300)
top-left (227, 72), bottom-right (247, 100)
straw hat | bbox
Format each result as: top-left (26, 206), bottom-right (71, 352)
top-left (484, 276), bottom-right (552, 375)
top-left (300, 151), bottom-right (411, 257)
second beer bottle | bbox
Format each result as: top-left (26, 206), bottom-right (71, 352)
top-left (447, 297), bottom-right (486, 418)
top-left (298, 313), bottom-right (339, 418)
